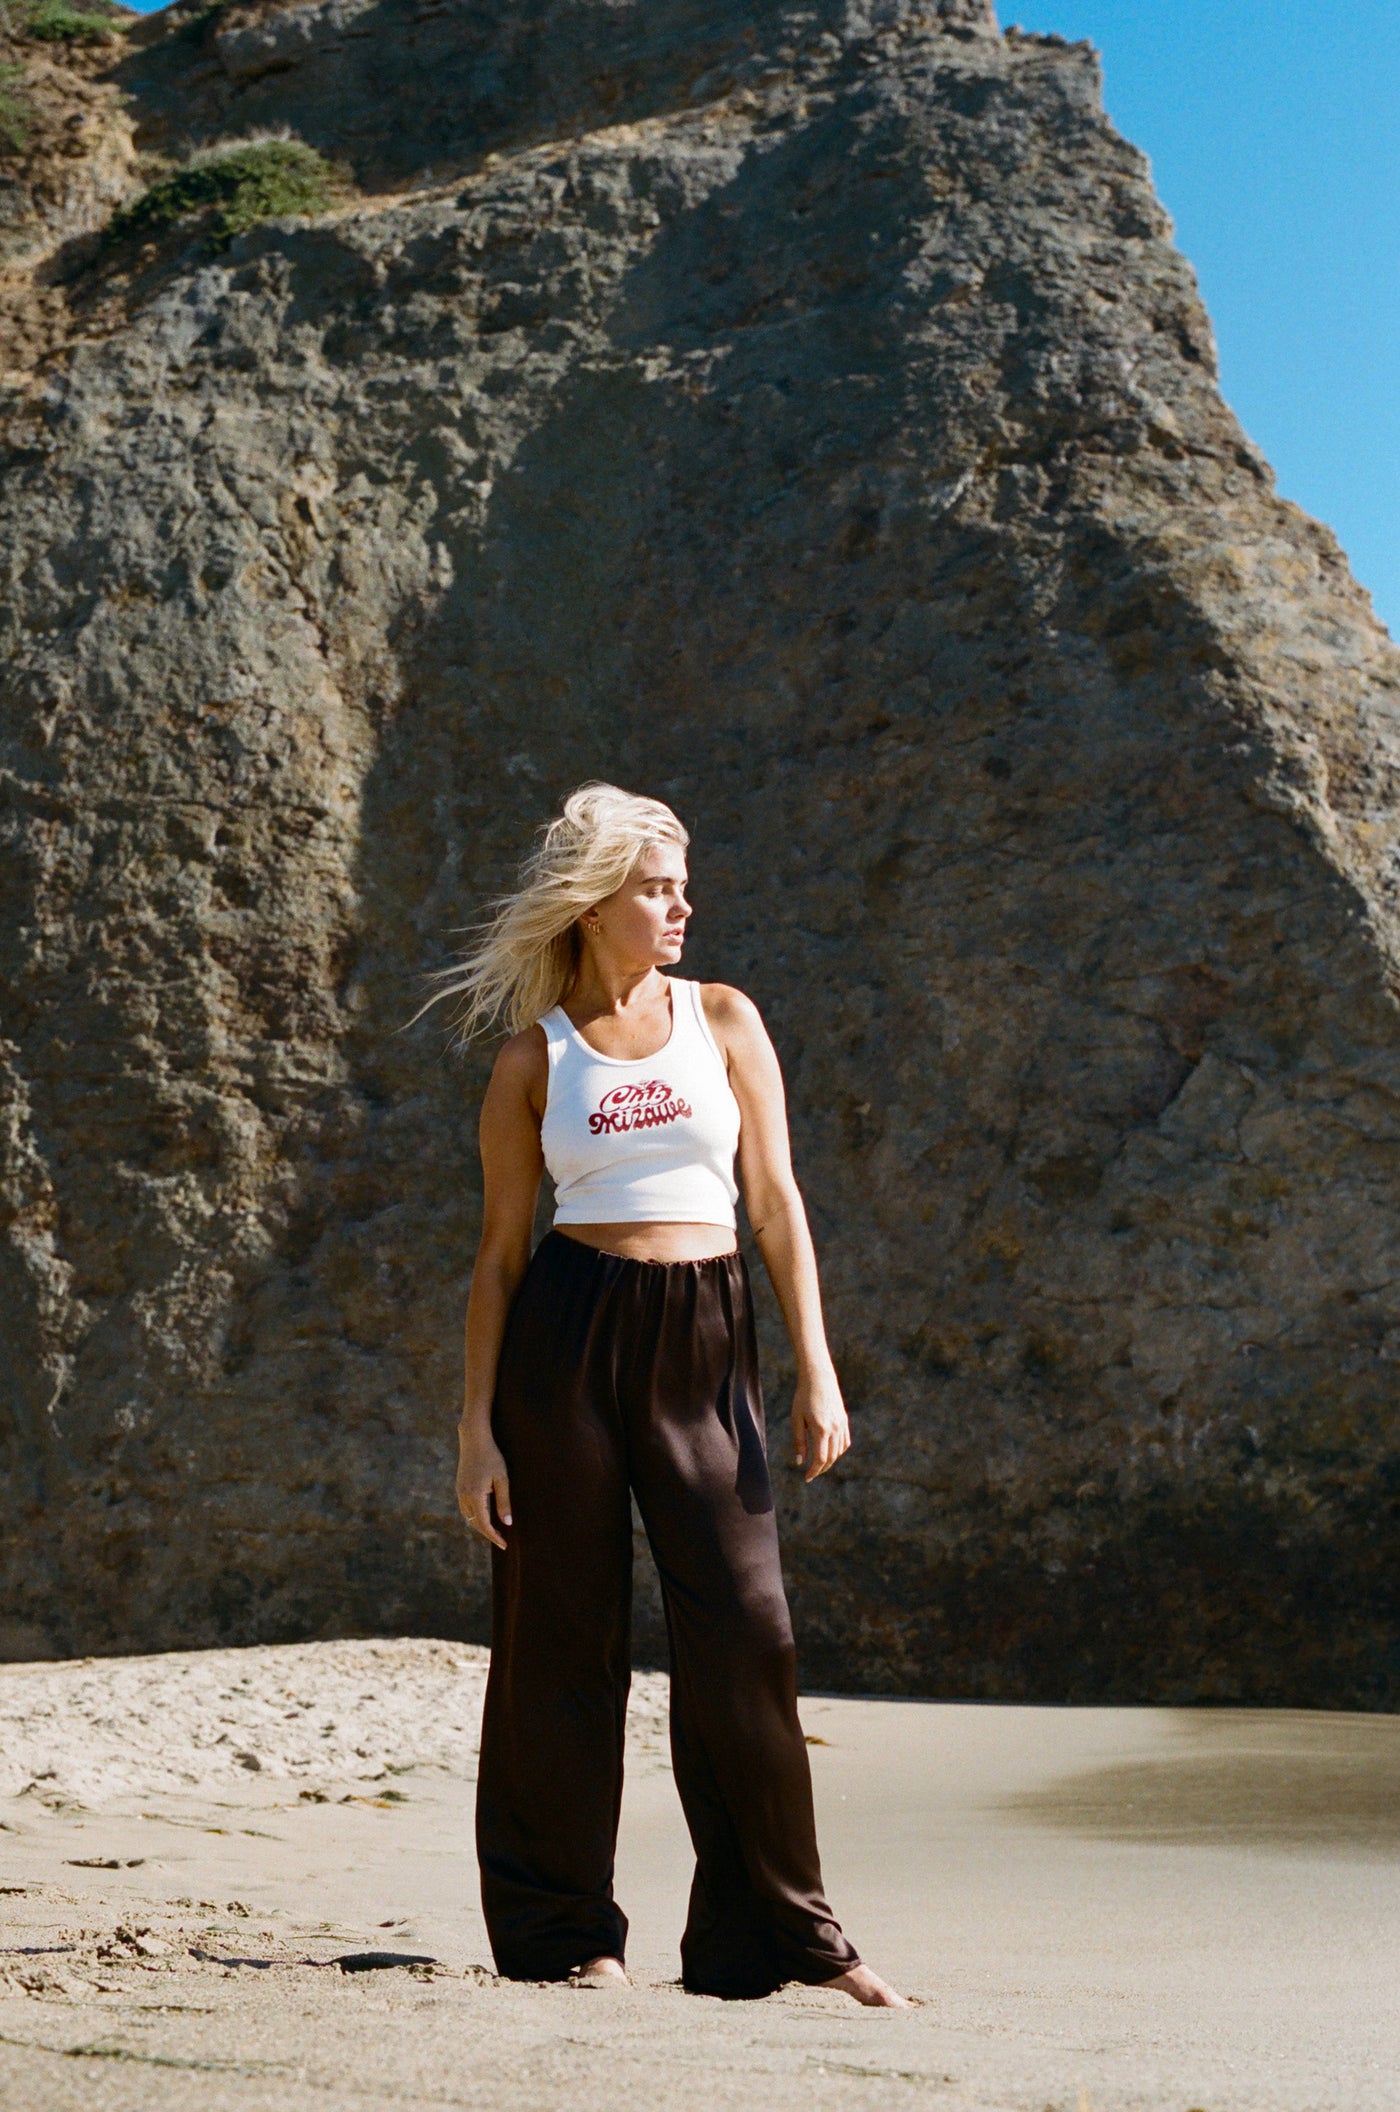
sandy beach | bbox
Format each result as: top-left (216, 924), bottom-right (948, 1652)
top-left (2, 1639), bottom-right (1397, 2111)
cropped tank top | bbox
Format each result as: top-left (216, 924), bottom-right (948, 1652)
top-left (539, 977), bottom-right (741, 1228)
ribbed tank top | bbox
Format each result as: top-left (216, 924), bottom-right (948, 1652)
top-left (539, 977), bottom-right (741, 1228)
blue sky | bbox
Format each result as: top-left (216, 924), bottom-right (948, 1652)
top-left (124, 0), bottom-right (1396, 635)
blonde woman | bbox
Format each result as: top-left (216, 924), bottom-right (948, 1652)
top-left (444, 783), bottom-right (906, 2006)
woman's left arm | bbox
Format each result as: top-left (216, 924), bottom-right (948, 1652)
top-left (704, 985), bottom-right (851, 1482)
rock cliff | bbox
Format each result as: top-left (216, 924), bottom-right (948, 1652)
top-left (2, 0), bottom-right (1398, 1703)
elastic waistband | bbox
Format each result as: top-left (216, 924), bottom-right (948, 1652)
top-left (539, 1228), bottom-right (741, 1275)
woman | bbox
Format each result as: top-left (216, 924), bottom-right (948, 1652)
top-left (443, 783), bottom-right (906, 2005)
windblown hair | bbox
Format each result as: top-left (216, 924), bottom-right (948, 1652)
top-left (418, 782), bottom-right (689, 1043)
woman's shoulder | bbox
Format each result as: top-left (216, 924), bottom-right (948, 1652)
top-left (695, 979), bottom-right (757, 1014)
top-left (489, 1022), bottom-right (549, 1095)
top-left (695, 981), bottom-right (766, 1043)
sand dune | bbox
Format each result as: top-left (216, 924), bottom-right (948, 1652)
top-left (0, 1638), bottom-right (670, 1803)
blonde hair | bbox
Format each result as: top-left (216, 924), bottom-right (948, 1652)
top-left (418, 782), bottom-right (690, 1043)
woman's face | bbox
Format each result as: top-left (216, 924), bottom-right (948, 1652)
top-left (586, 844), bottom-right (691, 968)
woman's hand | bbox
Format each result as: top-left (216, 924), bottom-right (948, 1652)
top-left (457, 1428), bottom-right (513, 1549)
top-left (791, 1366), bottom-right (851, 1482)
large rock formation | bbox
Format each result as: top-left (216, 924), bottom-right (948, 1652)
top-left (2, 0), bottom-right (1398, 1704)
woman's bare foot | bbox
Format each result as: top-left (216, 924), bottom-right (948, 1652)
top-left (823, 1963), bottom-right (912, 2008)
top-left (570, 1955), bottom-right (629, 1986)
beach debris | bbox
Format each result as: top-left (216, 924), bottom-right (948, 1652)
top-left (333, 1951), bottom-right (438, 1973)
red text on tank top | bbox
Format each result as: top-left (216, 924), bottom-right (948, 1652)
top-left (588, 1080), bottom-right (694, 1136)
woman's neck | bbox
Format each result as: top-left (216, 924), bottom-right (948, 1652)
top-left (565, 961), bottom-right (668, 1023)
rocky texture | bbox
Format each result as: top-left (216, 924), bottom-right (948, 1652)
top-left (0, 10), bottom-right (134, 265)
top-left (2, 0), bottom-right (1399, 1704)
top-left (0, 3), bottom-right (139, 379)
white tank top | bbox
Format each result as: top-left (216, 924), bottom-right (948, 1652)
top-left (539, 978), bottom-right (741, 1228)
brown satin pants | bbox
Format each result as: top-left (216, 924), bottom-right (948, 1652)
top-left (476, 1228), bottom-right (859, 1997)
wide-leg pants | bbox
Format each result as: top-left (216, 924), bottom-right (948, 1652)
top-left (475, 1228), bottom-right (860, 1997)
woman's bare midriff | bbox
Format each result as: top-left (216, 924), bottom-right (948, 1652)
top-left (556, 1223), bottom-right (738, 1263)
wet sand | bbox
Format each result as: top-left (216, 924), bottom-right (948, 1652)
top-left (2, 1640), bottom-right (1397, 2111)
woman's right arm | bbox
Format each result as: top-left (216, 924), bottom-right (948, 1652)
top-left (457, 1028), bottom-right (547, 1549)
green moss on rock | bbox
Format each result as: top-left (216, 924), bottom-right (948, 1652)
top-left (21, 0), bottom-right (120, 42)
top-left (0, 60), bottom-right (31, 153)
top-left (108, 139), bottom-right (335, 255)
